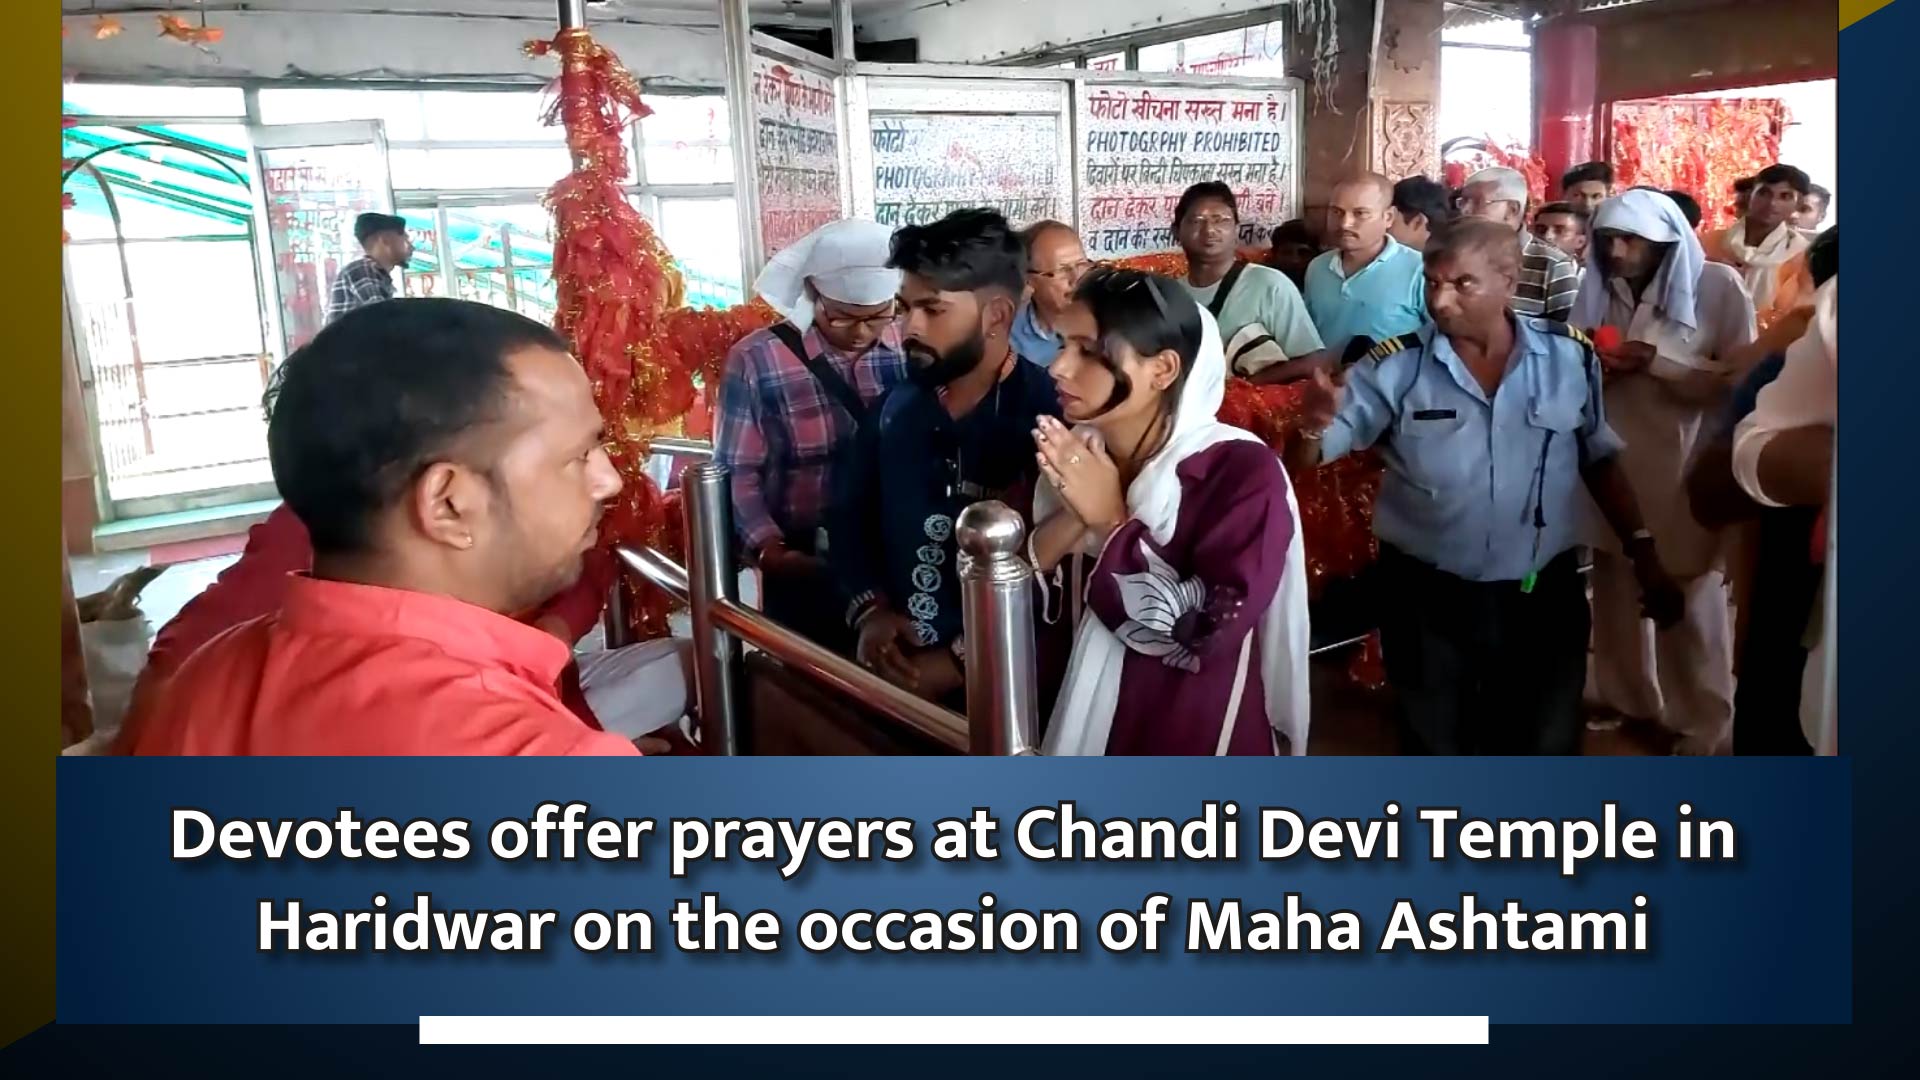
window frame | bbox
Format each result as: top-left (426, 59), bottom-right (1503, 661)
top-left (62, 77), bottom-right (744, 521)
top-left (1011, 9), bottom-right (1289, 74)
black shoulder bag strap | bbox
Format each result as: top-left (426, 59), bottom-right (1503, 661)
top-left (1207, 260), bottom-right (1249, 320)
top-left (769, 322), bottom-right (868, 424)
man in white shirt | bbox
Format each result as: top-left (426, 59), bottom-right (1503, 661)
top-left (1733, 277), bottom-right (1836, 755)
top-left (1574, 190), bottom-right (1756, 754)
top-left (1173, 181), bottom-right (1325, 382)
top-left (1706, 163), bottom-right (1812, 315)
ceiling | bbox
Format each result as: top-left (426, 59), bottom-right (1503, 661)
top-left (59, 1), bottom-right (921, 20)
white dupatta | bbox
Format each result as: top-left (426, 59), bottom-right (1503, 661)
top-left (1038, 308), bottom-right (1312, 756)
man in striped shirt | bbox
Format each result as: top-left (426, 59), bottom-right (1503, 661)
top-left (1459, 167), bottom-right (1581, 322)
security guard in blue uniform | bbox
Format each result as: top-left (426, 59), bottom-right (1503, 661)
top-left (1287, 219), bottom-right (1684, 755)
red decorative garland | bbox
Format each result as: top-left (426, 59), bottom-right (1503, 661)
top-left (533, 30), bottom-right (1382, 677)
top-left (1442, 137), bottom-right (1550, 205)
top-left (1609, 98), bottom-right (1784, 231)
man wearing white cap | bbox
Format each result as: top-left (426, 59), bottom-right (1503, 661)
top-left (1574, 189), bottom-right (1757, 754)
top-left (714, 219), bottom-right (907, 650)
top-left (1458, 166), bottom-right (1581, 322)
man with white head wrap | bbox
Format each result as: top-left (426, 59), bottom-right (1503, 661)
top-left (713, 219), bottom-right (907, 650)
top-left (1458, 166), bottom-right (1582, 322)
top-left (1575, 188), bottom-right (1757, 755)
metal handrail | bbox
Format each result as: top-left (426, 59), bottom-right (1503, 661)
top-left (601, 436), bottom-right (718, 646)
top-left (616, 545), bottom-right (970, 753)
top-left (649, 436), bottom-right (714, 461)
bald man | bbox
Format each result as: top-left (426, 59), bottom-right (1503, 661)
top-left (1302, 173), bottom-right (1428, 357)
top-left (1012, 220), bottom-right (1092, 365)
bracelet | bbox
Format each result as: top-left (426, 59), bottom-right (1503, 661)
top-left (846, 591), bottom-right (881, 630)
top-left (1299, 427), bottom-right (1325, 441)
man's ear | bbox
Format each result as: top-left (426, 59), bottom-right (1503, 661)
top-left (409, 461), bottom-right (487, 552)
top-left (987, 292), bottom-right (1017, 340)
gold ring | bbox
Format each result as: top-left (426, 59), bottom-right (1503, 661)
top-left (1068, 455), bottom-right (1082, 465)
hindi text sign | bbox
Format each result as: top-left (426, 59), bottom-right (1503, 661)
top-left (753, 56), bottom-right (843, 258)
top-left (1076, 85), bottom-right (1297, 258)
top-left (871, 113), bottom-right (1062, 230)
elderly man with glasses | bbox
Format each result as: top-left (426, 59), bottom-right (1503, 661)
top-left (1457, 166), bottom-right (1582, 323)
top-left (1011, 220), bottom-right (1094, 366)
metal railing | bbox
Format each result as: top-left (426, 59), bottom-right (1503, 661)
top-left (613, 460), bottom-right (1040, 756)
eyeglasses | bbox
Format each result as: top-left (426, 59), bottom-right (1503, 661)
top-left (1028, 259), bottom-right (1095, 282)
top-left (1184, 214), bottom-right (1237, 230)
top-left (818, 300), bottom-right (901, 331)
top-left (1456, 194), bottom-right (1522, 217)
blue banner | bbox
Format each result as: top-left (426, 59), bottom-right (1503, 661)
top-left (56, 758), bottom-right (1848, 1025)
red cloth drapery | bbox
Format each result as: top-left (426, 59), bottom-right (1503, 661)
top-left (1609, 97), bottom-right (1786, 231)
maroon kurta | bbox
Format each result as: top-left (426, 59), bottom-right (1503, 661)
top-left (1086, 441), bottom-right (1296, 755)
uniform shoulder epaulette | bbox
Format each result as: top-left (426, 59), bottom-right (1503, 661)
top-left (1364, 331), bottom-right (1423, 363)
top-left (1542, 321), bottom-right (1595, 350)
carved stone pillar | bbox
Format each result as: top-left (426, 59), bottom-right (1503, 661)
top-left (1369, 0), bottom-right (1442, 181)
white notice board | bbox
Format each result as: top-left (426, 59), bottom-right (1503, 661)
top-left (847, 76), bottom-right (1074, 233)
top-left (751, 50), bottom-right (844, 262)
top-left (1075, 78), bottom-right (1302, 258)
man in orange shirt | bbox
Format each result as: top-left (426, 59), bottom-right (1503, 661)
top-left (124, 299), bottom-right (644, 756)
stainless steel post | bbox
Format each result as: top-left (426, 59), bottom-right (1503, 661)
top-left (719, 0), bottom-right (766, 286)
top-left (956, 501), bottom-right (1039, 755)
top-left (684, 462), bottom-right (743, 754)
top-left (556, 0), bottom-right (586, 30)
top-left (601, 577), bottom-right (633, 648)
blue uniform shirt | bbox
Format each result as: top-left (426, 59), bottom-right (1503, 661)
top-left (1318, 317), bottom-right (1623, 583)
top-left (1302, 238), bottom-right (1427, 357)
top-left (1009, 300), bottom-right (1063, 366)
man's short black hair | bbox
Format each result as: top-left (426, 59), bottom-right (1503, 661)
top-left (265, 298), bottom-right (569, 555)
top-left (1805, 183), bottom-right (1832, 207)
top-left (1663, 190), bottom-right (1703, 229)
top-left (1174, 182), bottom-right (1238, 228)
top-left (1808, 225), bottom-right (1838, 287)
top-left (1270, 218), bottom-right (1316, 246)
top-left (1733, 176), bottom-right (1757, 195)
top-left (1753, 163), bottom-right (1812, 195)
top-left (1533, 201), bottom-right (1588, 224)
top-left (354, 212), bottom-right (408, 245)
top-left (888, 207), bottom-right (1025, 297)
top-left (1391, 175), bottom-right (1452, 229)
top-left (1562, 161), bottom-right (1614, 189)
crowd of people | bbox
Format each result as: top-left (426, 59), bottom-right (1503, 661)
top-left (99, 147), bottom-right (1838, 759)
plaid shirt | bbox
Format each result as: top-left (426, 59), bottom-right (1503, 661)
top-left (326, 256), bottom-right (394, 324)
top-left (1513, 232), bottom-right (1581, 322)
top-left (713, 322), bottom-right (908, 552)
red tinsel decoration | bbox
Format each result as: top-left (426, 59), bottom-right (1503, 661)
top-left (1442, 137), bottom-right (1550, 204)
top-left (530, 27), bottom-right (687, 641)
top-left (1610, 98), bottom-right (1785, 231)
top-left (531, 33), bottom-right (1382, 666)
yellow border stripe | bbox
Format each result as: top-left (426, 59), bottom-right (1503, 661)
top-left (0, 4), bottom-right (62, 1048)
top-left (1842, 0), bottom-right (1897, 29)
